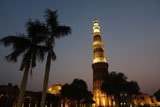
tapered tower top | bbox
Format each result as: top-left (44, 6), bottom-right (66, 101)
top-left (93, 19), bottom-right (100, 34)
top-left (92, 20), bottom-right (107, 63)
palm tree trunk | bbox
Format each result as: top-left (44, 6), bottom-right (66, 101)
top-left (17, 63), bottom-right (30, 107)
top-left (41, 50), bottom-right (52, 107)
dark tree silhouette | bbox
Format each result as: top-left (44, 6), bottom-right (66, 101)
top-left (101, 71), bottom-right (140, 106)
top-left (70, 79), bottom-right (88, 107)
top-left (61, 79), bottom-right (91, 107)
top-left (61, 84), bottom-right (71, 107)
top-left (154, 89), bottom-right (160, 101)
top-left (0, 20), bottom-right (47, 107)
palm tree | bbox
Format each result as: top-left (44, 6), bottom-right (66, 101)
top-left (40, 9), bottom-right (71, 107)
top-left (0, 20), bottom-right (47, 107)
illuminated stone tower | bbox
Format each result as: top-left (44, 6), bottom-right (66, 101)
top-left (92, 20), bottom-right (112, 107)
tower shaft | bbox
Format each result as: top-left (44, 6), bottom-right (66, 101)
top-left (92, 20), bottom-right (113, 107)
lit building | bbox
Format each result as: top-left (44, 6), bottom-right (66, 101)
top-left (134, 93), bottom-right (160, 106)
top-left (48, 82), bottom-right (62, 96)
top-left (92, 20), bottom-right (115, 107)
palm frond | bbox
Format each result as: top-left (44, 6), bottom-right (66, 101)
top-left (54, 26), bottom-right (71, 38)
top-left (3, 35), bottom-right (30, 62)
top-left (51, 49), bottom-right (56, 61)
top-left (26, 20), bottom-right (48, 43)
top-left (31, 53), bottom-right (36, 68)
top-left (19, 50), bottom-right (31, 71)
top-left (0, 35), bottom-right (29, 47)
top-left (36, 45), bottom-right (48, 62)
top-left (5, 48), bottom-right (26, 62)
top-left (44, 9), bottom-right (59, 28)
top-left (0, 35), bottom-right (15, 47)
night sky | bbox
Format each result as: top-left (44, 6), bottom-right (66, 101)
top-left (0, 0), bottom-right (160, 95)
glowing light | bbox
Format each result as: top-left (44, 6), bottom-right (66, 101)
top-left (48, 88), bottom-right (52, 91)
top-left (93, 57), bottom-right (106, 63)
top-left (141, 103), bottom-right (144, 106)
top-left (102, 98), bottom-right (105, 106)
top-left (48, 83), bottom-right (62, 95)
top-left (93, 41), bottom-right (104, 49)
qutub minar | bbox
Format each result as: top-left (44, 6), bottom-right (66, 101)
top-left (92, 20), bottom-right (114, 107)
